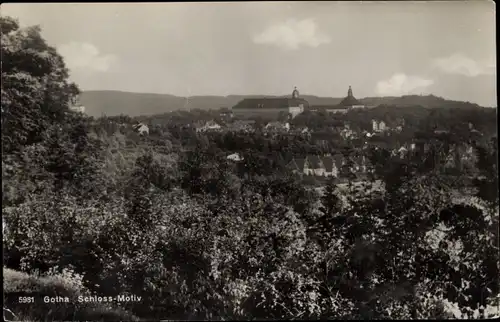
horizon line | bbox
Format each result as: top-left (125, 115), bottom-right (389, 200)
top-left (80, 89), bottom-right (495, 107)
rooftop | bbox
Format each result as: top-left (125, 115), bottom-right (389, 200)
top-left (232, 97), bottom-right (309, 110)
top-left (313, 105), bottom-right (349, 110)
top-left (233, 86), bottom-right (309, 110)
top-left (339, 86), bottom-right (362, 107)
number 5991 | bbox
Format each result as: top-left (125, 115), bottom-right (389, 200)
top-left (18, 296), bottom-right (34, 303)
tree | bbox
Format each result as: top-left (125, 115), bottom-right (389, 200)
top-left (179, 147), bottom-right (239, 198)
top-left (320, 177), bottom-right (342, 217)
top-left (1, 16), bottom-right (79, 153)
top-left (473, 138), bottom-right (498, 208)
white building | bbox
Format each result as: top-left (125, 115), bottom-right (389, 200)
top-left (70, 105), bottom-right (85, 113)
top-left (372, 120), bottom-right (387, 133)
top-left (133, 123), bottom-right (149, 135)
top-left (227, 153), bottom-right (244, 162)
top-left (69, 94), bottom-right (85, 113)
top-left (196, 120), bottom-right (222, 132)
top-left (265, 121), bottom-right (290, 132)
top-left (340, 124), bottom-right (354, 139)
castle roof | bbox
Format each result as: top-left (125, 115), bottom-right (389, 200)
top-left (339, 95), bottom-right (361, 107)
top-left (313, 105), bottom-right (349, 110)
top-left (232, 97), bottom-right (309, 110)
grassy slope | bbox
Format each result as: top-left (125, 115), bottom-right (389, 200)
top-left (3, 268), bottom-right (140, 322)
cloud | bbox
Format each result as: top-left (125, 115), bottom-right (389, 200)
top-left (375, 73), bottom-right (434, 96)
top-left (57, 42), bottom-right (117, 72)
top-left (252, 19), bottom-right (330, 50)
top-left (432, 53), bottom-right (495, 77)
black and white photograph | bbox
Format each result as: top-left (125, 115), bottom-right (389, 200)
top-left (1, 1), bottom-right (498, 320)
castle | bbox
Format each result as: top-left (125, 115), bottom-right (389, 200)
top-left (311, 86), bottom-right (365, 114)
top-left (232, 86), bottom-right (365, 118)
top-left (231, 87), bottom-right (309, 119)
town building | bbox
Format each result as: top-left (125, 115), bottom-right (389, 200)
top-left (313, 105), bottom-right (349, 114)
top-left (133, 122), bottom-right (149, 135)
top-left (288, 154), bottom-right (345, 178)
top-left (70, 105), bottom-right (85, 113)
top-left (231, 87), bottom-right (309, 119)
top-left (304, 155), bottom-right (326, 176)
top-left (69, 95), bottom-right (85, 113)
top-left (195, 120), bottom-right (222, 132)
top-left (225, 120), bottom-right (256, 133)
top-left (340, 124), bottom-right (355, 139)
top-left (442, 143), bottom-right (479, 172)
top-left (372, 119), bottom-right (387, 133)
top-left (264, 121), bottom-right (290, 133)
top-left (392, 118), bottom-right (405, 132)
top-left (227, 153), bottom-right (244, 162)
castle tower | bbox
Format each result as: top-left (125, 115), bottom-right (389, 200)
top-left (292, 86), bottom-right (300, 99)
top-left (339, 85), bottom-right (364, 109)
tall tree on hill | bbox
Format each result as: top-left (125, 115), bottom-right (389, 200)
top-left (1, 16), bottom-right (106, 206)
top-left (1, 16), bottom-right (80, 154)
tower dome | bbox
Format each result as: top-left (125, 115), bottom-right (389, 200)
top-left (292, 86), bottom-right (300, 99)
top-left (339, 85), bottom-right (362, 107)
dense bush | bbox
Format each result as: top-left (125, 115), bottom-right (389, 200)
top-left (4, 143), bottom-right (498, 319)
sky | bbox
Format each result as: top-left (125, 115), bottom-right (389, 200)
top-left (1, 1), bottom-right (497, 106)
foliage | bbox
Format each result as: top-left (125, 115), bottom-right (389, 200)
top-left (472, 138), bottom-right (499, 207)
top-left (1, 16), bottom-right (79, 154)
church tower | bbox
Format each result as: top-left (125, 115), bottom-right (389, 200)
top-left (292, 86), bottom-right (300, 99)
top-left (347, 85), bottom-right (353, 98)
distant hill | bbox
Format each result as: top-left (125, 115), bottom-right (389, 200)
top-left (369, 95), bottom-right (483, 109)
top-left (80, 91), bottom-right (485, 117)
